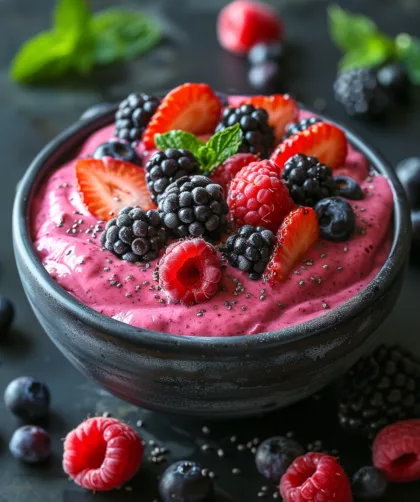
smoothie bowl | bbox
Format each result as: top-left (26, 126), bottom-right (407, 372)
top-left (13, 84), bottom-right (411, 417)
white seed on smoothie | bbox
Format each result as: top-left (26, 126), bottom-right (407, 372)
top-left (241, 306), bottom-right (247, 311)
top-left (322, 301), bottom-right (329, 309)
top-left (259, 295), bottom-right (266, 300)
top-left (305, 259), bottom-right (314, 266)
top-left (293, 270), bottom-right (301, 275)
top-left (246, 294), bottom-right (252, 299)
top-left (142, 280), bottom-right (149, 285)
top-left (320, 253), bottom-right (327, 258)
top-left (277, 302), bottom-right (284, 308)
top-left (299, 280), bottom-right (305, 287)
top-left (337, 266), bottom-right (343, 271)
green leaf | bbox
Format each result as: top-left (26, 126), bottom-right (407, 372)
top-left (205, 123), bottom-right (243, 173)
top-left (197, 146), bottom-right (217, 171)
top-left (339, 34), bottom-right (395, 70)
top-left (396, 33), bottom-right (420, 84)
top-left (91, 8), bottom-right (161, 65)
top-left (154, 130), bottom-right (205, 155)
top-left (54, 0), bottom-right (91, 37)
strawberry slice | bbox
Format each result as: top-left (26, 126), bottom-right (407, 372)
top-left (264, 207), bottom-right (319, 283)
top-left (239, 94), bottom-right (298, 143)
top-left (143, 83), bottom-right (222, 149)
top-left (75, 158), bottom-right (155, 221)
top-left (271, 121), bottom-right (347, 171)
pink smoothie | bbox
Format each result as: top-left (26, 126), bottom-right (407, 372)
top-left (31, 101), bottom-right (393, 337)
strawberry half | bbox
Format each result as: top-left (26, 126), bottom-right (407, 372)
top-left (239, 94), bottom-right (298, 143)
top-left (264, 207), bottom-right (319, 283)
top-left (75, 158), bottom-right (155, 221)
top-left (271, 121), bottom-right (348, 171)
top-left (143, 83), bottom-right (222, 149)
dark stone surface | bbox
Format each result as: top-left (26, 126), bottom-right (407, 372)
top-left (1, 0), bottom-right (420, 500)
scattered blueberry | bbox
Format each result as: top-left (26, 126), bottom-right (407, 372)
top-left (248, 42), bottom-right (284, 66)
top-left (395, 157), bottom-right (420, 209)
top-left (377, 63), bottom-right (411, 104)
top-left (4, 376), bottom-right (50, 421)
top-left (314, 197), bottom-right (356, 242)
top-left (248, 62), bottom-right (282, 92)
top-left (159, 460), bottom-right (213, 502)
top-left (352, 466), bottom-right (388, 500)
top-left (334, 176), bottom-right (364, 200)
top-left (255, 436), bottom-right (305, 483)
top-left (9, 425), bottom-right (51, 463)
top-left (0, 296), bottom-right (14, 333)
top-left (79, 102), bottom-right (114, 121)
top-left (93, 141), bottom-right (142, 166)
top-left (412, 210), bottom-right (420, 250)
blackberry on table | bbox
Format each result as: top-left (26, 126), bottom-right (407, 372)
top-left (282, 154), bottom-right (337, 206)
top-left (114, 93), bottom-right (160, 144)
top-left (146, 148), bottom-right (200, 203)
top-left (282, 117), bottom-right (322, 141)
top-left (158, 175), bottom-right (229, 239)
top-left (101, 207), bottom-right (166, 263)
top-left (222, 225), bottom-right (275, 280)
top-left (215, 104), bottom-right (275, 158)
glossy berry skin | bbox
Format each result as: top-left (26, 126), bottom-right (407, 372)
top-left (282, 117), bottom-right (322, 142)
top-left (0, 296), bottom-right (14, 333)
top-left (352, 466), bottom-right (388, 500)
top-left (93, 141), bottom-right (142, 166)
top-left (377, 63), bottom-right (410, 104)
top-left (334, 176), bottom-right (364, 200)
top-left (9, 425), bottom-right (51, 463)
top-left (314, 196), bottom-right (355, 242)
top-left (255, 436), bottom-right (305, 483)
top-left (395, 157), bottom-right (420, 209)
top-left (159, 460), bottom-right (214, 502)
top-left (4, 376), bottom-right (50, 421)
top-left (248, 62), bottom-right (282, 93)
top-left (248, 41), bottom-right (284, 65)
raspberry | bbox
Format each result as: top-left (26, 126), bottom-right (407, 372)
top-left (280, 453), bottom-right (353, 502)
top-left (158, 239), bottom-right (222, 306)
top-left (372, 419), bottom-right (420, 483)
top-left (228, 159), bottom-right (295, 232)
top-left (63, 417), bottom-right (143, 491)
top-left (211, 153), bottom-right (258, 194)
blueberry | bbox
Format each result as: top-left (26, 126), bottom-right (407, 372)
top-left (412, 210), bottom-right (420, 250)
top-left (352, 466), bottom-right (388, 500)
top-left (334, 176), bottom-right (364, 200)
top-left (395, 157), bottom-right (420, 209)
top-left (4, 376), bottom-right (50, 420)
top-left (93, 141), bottom-right (141, 166)
top-left (159, 460), bottom-right (213, 502)
top-left (248, 62), bottom-right (282, 92)
top-left (9, 425), bottom-right (51, 463)
top-left (255, 436), bottom-right (305, 483)
top-left (0, 296), bottom-right (14, 333)
top-left (314, 197), bottom-right (356, 242)
top-left (248, 42), bottom-right (284, 66)
top-left (377, 63), bottom-right (411, 104)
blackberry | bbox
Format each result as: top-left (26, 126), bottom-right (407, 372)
top-left (282, 117), bottom-right (322, 141)
top-left (101, 207), bottom-right (166, 263)
top-left (114, 93), bottom-right (160, 144)
top-left (377, 63), bottom-right (411, 104)
top-left (338, 345), bottom-right (420, 438)
top-left (282, 154), bottom-right (337, 206)
top-left (215, 104), bottom-right (275, 158)
top-left (158, 175), bottom-right (228, 239)
top-left (146, 148), bottom-right (200, 203)
top-left (334, 68), bottom-right (390, 118)
top-left (222, 225), bottom-right (275, 280)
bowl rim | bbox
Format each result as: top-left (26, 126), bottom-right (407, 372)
top-left (13, 102), bottom-right (411, 355)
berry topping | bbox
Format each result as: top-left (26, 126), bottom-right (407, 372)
top-left (338, 345), bottom-right (420, 438)
top-left (5, 376), bottom-right (50, 421)
top-left (75, 158), bottom-right (155, 221)
top-left (248, 41), bottom-right (284, 65)
top-left (143, 83), bottom-right (222, 149)
top-left (63, 417), bottom-right (143, 491)
top-left (100, 207), bottom-right (166, 263)
top-left (222, 225), bottom-right (275, 280)
top-left (352, 466), bottom-right (388, 500)
top-left (159, 460), bottom-right (214, 502)
top-left (271, 121), bottom-right (348, 171)
top-left (0, 295), bottom-right (14, 333)
top-left (264, 207), bottom-right (319, 283)
top-left (255, 436), bottom-right (305, 483)
top-left (114, 92), bottom-right (160, 144)
top-left (282, 117), bottom-right (323, 141)
top-left (314, 197), bottom-right (355, 242)
top-left (377, 63), bottom-right (411, 104)
top-left (217, 0), bottom-right (284, 55)
top-left (282, 154), bottom-right (337, 207)
top-left (158, 239), bottom-right (222, 306)
top-left (10, 425), bottom-right (51, 464)
top-left (248, 62), bottom-right (282, 93)
top-left (228, 159), bottom-right (295, 232)
top-left (93, 140), bottom-right (142, 166)
top-left (146, 148), bottom-right (200, 202)
top-left (372, 419), bottom-right (420, 483)
top-left (215, 104), bottom-right (275, 158)
top-left (211, 153), bottom-right (258, 194)
top-left (395, 157), bottom-right (420, 209)
top-left (334, 176), bottom-right (364, 200)
top-left (158, 175), bottom-right (228, 239)
top-left (280, 452), bottom-right (352, 502)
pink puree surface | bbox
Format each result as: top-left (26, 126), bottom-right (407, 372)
top-left (31, 104), bottom-right (394, 337)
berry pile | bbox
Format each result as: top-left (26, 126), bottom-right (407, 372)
top-left (282, 117), bottom-right (322, 141)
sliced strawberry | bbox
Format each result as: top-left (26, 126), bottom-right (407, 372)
top-left (143, 83), bottom-right (222, 149)
top-left (271, 121), bottom-right (348, 171)
top-left (239, 94), bottom-right (298, 143)
top-left (75, 158), bottom-right (155, 221)
top-left (264, 207), bottom-right (319, 283)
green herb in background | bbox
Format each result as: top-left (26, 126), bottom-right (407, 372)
top-left (10, 0), bottom-right (161, 84)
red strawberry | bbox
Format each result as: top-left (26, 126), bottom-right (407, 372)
top-left (217, 1), bottom-right (284, 55)
top-left (271, 121), bottom-right (348, 170)
top-left (264, 207), bottom-right (319, 283)
top-left (239, 94), bottom-right (298, 143)
top-left (75, 158), bottom-right (155, 221)
top-left (143, 83), bottom-right (222, 149)
top-left (211, 153), bottom-right (258, 194)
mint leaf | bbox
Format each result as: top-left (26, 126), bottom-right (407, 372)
top-left (205, 123), bottom-right (243, 173)
top-left (197, 146), bottom-right (217, 170)
top-left (339, 34), bottom-right (395, 70)
top-left (55, 0), bottom-right (91, 36)
top-left (396, 33), bottom-right (420, 84)
top-left (155, 131), bottom-right (205, 155)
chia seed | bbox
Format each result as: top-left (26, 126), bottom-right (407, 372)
top-left (116, 283), bottom-right (122, 288)
top-left (305, 259), bottom-right (314, 266)
top-left (259, 295), bottom-right (266, 301)
top-left (246, 294), bottom-right (252, 299)
top-left (344, 247), bottom-right (348, 252)
top-left (143, 280), bottom-right (149, 286)
top-left (106, 258), bottom-right (112, 264)
top-left (320, 253), bottom-right (327, 258)
top-left (293, 270), bottom-right (301, 275)
top-left (277, 302), bottom-right (284, 308)
top-left (241, 306), bottom-right (247, 311)
top-left (135, 285), bottom-right (141, 291)
top-left (126, 275), bottom-right (134, 281)
top-left (337, 266), bottom-right (343, 271)
top-left (299, 280), bottom-right (305, 287)
top-left (125, 293), bottom-right (132, 298)
top-left (322, 301), bottom-right (329, 309)
top-left (323, 264), bottom-right (329, 269)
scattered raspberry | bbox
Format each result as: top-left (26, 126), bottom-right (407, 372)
top-left (211, 153), bottom-right (258, 194)
top-left (228, 159), bottom-right (295, 232)
top-left (372, 419), bottom-right (420, 483)
top-left (280, 452), bottom-right (353, 502)
top-left (63, 417), bottom-right (143, 491)
top-left (217, 0), bottom-right (284, 55)
top-left (158, 239), bottom-right (222, 306)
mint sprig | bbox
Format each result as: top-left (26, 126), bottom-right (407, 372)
top-left (155, 124), bottom-right (243, 175)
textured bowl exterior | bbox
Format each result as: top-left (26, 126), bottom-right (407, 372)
top-left (13, 106), bottom-right (411, 418)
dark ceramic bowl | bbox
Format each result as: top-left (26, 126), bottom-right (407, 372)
top-left (13, 104), bottom-right (411, 418)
